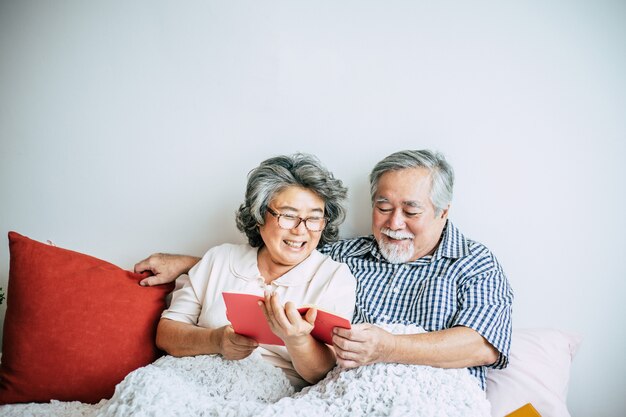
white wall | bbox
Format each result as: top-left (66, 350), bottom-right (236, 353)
top-left (1, 1), bottom-right (624, 415)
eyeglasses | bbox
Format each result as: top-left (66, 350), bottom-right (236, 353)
top-left (266, 207), bottom-right (328, 232)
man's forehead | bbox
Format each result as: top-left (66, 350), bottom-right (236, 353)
top-left (375, 197), bottom-right (425, 208)
top-left (378, 168), bottom-right (432, 189)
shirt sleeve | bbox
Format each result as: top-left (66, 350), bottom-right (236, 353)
top-left (318, 241), bottom-right (336, 256)
top-left (453, 259), bottom-right (514, 369)
top-left (319, 237), bottom-right (371, 263)
top-left (316, 263), bottom-right (357, 323)
top-left (161, 252), bottom-right (210, 324)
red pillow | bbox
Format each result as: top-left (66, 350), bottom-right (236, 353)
top-left (0, 231), bottom-right (174, 404)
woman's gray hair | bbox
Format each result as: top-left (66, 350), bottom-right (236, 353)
top-left (369, 150), bottom-right (454, 216)
top-left (236, 153), bottom-right (348, 248)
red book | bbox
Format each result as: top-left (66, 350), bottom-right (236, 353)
top-left (222, 292), bottom-right (351, 346)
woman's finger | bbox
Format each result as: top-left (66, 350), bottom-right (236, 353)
top-left (263, 291), bottom-right (276, 321)
top-left (302, 307), bottom-right (317, 326)
top-left (270, 293), bottom-right (292, 328)
top-left (283, 301), bottom-right (304, 325)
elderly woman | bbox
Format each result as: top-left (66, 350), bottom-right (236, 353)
top-left (153, 153), bottom-right (356, 390)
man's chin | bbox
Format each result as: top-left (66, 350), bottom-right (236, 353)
top-left (378, 240), bottom-right (414, 264)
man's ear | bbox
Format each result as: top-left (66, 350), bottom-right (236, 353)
top-left (439, 204), bottom-right (451, 220)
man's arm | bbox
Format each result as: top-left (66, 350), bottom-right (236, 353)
top-left (157, 318), bottom-right (258, 360)
top-left (135, 254), bottom-right (201, 286)
top-left (332, 324), bottom-right (499, 369)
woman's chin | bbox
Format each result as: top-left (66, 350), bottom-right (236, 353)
top-left (277, 247), bottom-right (313, 264)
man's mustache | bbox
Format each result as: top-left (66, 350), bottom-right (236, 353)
top-left (380, 228), bottom-right (415, 240)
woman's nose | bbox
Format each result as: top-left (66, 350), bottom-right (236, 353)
top-left (291, 220), bottom-right (308, 234)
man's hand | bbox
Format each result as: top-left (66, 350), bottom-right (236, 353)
top-left (332, 323), bottom-right (396, 368)
top-left (134, 253), bottom-right (200, 286)
top-left (213, 325), bottom-right (259, 360)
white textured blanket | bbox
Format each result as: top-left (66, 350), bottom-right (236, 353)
top-left (0, 326), bottom-right (491, 417)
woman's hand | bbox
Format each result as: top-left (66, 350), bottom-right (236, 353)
top-left (259, 292), bottom-right (336, 384)
top-left (212, 325), bottom-right (259, 360)
top-left (156, 319), bottom-right (257, 360)
top-left (260, 292), bottom-right (317, 346)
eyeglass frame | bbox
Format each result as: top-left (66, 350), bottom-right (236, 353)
top-left (266, 207), bottom-right (329, 232)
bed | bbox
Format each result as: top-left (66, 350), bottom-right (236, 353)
top-left (0, 232), bottom-right (582, 417)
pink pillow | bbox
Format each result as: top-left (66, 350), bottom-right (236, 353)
top-left (0, 232), bottom-right (174, 404)
top-left (486, 328), bottom-right (582, 417)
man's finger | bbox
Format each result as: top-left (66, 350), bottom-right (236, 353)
top-left (134, 259), bottom-right (152, 274)
top-left (333, 326), bottom-right (352, 339)
top-left (332, 333), bottom-right (362, 353)
top-left (332, 328), bottom-right (356, 346)
top-left (138, 275), bottom-right (171, 287)
top-left (334, 324), bottom-right (370, 342)
top-left (336, 357), bottom-right (359, 369)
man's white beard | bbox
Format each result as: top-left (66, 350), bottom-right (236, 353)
top-left (377, 228), bottom-right (415, 264)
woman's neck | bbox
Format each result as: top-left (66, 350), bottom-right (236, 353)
top-left (256, 247), bottom-right (296, 284)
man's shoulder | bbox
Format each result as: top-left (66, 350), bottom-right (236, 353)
top-left (452, 236), bottom-right (507, 281)
top-left (464, 238), bottom-right (494, 258)
top-left (444, 223), bottom-right (505, 277)
top-left (465, 236), bottom-right (504, 266)
top-left (445, 222), bottom-right (497, 260)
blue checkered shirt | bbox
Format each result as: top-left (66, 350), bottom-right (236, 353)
top-left (320, 221), bottom-right (513, 389)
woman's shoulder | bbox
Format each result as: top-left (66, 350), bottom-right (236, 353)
top-left (310, 250), bottom-right (356, 284)
top-left (193, 243), bottom-right (255, 271)
top-left (201, 242), bottom-right (253, 257)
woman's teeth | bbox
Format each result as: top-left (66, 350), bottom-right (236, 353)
top-left (284, 240), bottom-right (305, 248)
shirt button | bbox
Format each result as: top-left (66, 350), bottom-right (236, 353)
top-left (393, 287), bottom-right (400, 294)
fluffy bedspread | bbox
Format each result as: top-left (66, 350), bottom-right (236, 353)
top-left (0, 326), bottom-right (491, 417)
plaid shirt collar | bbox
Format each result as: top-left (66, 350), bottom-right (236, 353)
top-left (369, 220), bottom-right (470, 264)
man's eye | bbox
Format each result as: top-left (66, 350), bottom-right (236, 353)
top-left (377, 207), bottom-right (392, 213)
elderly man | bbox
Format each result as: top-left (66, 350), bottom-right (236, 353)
top-left (136, 150), bottom-right (513, 389)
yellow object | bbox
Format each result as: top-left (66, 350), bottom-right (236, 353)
top-left (505, 403), bottom-right (542, 417)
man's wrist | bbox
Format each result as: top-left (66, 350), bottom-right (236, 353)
top-left (176, 255), bottom-right (201, 275)
top-left (383, 333), bottom-right (398, 363)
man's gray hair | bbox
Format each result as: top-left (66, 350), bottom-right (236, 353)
top-left (236, 153), bottom-right (348, 248)
top-left (369, 150), bottom-right (454, 216)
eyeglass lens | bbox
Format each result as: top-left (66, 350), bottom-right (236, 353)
top-left (277, 215), bottom-right (326, 231)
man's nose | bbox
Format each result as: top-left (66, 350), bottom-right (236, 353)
top-left (388, 210), bottom-right (406, 229)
